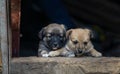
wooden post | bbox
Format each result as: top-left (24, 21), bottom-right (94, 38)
top-left (11, 0), bottom-right (21, 57)
top-left (0, 0), bottom-right (9, 74)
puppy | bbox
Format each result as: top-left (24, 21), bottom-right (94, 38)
top-left (66, 28), bottom-right (102, 57)
top-left (48, 28), bottom-right (102, 57)
top-left (38, 23), bottom-right (66, 57)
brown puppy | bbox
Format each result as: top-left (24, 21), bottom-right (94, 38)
top-left (48, 28), bottom-right (102, 57)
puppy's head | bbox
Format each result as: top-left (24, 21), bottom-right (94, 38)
top-left (66, 28), bottom-right (94, 54)
top-left (39, 23), bottom-right (66, 50)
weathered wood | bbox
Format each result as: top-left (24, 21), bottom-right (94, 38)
top-left (0, 0), bottom-right (9, 74)
top-left (11, 57), bottom-right (120, 74)
top-left (11, 0), bottom-right (21, 57)
top-left (8, 1), bottom-right (12, 74)
top-left (0, 51), bottom-right (2, 73)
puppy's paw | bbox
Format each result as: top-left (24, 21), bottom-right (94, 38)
top-left (48, 51), bottom-right (60, 57)
top-left (68, 54), bottom-right (75, 57)
top-left (65, 52), bottom-right (75, 57)
top-left (40, 50), bottom-right (49, 57)
top-left (42, 54), bottom-right (49, 57)
top-left (91, 51), bottom-right (102, 57)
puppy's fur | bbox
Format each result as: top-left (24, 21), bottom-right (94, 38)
top-left (48, 28), bottom-right (102, 57)
top-left (38, 23), bottom-right (66, 57)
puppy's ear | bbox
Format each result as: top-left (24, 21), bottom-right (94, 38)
top-left (38, 27), bottom-right (46, 40)
top-left (66, 29), bottom-right (72, 39)
top-left (60, 24), bottom-right (67, 30)
top-left (85, 29), bottom-right (94, 38)
top-left (90, 31), bottom-right (94, 38)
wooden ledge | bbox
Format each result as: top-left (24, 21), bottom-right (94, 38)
top-left (11, 57), bottom-right (120, 74)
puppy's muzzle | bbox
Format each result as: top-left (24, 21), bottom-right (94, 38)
top-left (75, 49), bottom-right (84, 56)
top-left (53, 43), bottom-right (58, 47)
top-left (78, 49), bottom-right (83, 53)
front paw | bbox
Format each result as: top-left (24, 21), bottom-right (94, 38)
top-left (39, 50), bottom-right (49, 57)
top-left (91, 51), bottom-right (102, 57)
top-left (65, 51), bottom-right (75, 57)
top-left (48, 51), bottom-right (60, 57)
top-left (42, 54), bottom-right (49, 57)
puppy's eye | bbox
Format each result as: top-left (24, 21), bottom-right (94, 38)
top-left (59, 34), bottom-right (64, 39)
top-left (73, 40), bottom-right (78, 44)
top-left (60, 35), bottom-right (63, 38)
top-left (47, 35), bottom-right (51, 37)
top-left (60, 34), bottom-right (64, 37)
top-left (46, 34), bottom-right (51, 37)
top-left (46, 34), bottom-right (51, 39)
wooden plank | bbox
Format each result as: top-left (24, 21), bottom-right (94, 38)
top-left (8, 0), bottom-right (12, 73)
top-left (0, 0), bottom-right (9, 74)
top-left (11, 57), bottom-right (120, 74)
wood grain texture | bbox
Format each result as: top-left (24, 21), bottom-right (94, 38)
top-left (11, 57), bottom-right (120, 74)
top-left (11, 0), bottom-right (21, 57)
top-left (0, 0), bottom-right (9, 74)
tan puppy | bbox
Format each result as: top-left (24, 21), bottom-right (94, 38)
top-left (48, 28), bottom-right (102, 57)
top-left (65, 28), bottom-right (102, 57)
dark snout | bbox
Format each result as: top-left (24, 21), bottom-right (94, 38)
top-left (52, 42), bottom-right (59, 50)
top-left (51, 37), bottom-right (60, 50)
top-left (53, 42), bottom-right (58, 47)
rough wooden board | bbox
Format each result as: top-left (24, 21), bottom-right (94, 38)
top-left (11, 0), bottom-right (21, 57)
top-left (0, 0), bottom-right (9, 74)
top-left (11, 57), bottom-right (120, 74)
top-left (0, 51), bottom-right (2, 72)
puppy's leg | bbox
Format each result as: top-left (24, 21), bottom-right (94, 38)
top-left (48, 48), bottom-right (75, 57)
top-left (48, 49), bottom-right (64, 57)
top-left (64, 51), bottom-right (75, 57)
top-left (38, 43), bottom-right (49, 57)
top-left (39, 50), bottom-right (49, 57)
top-left (61, 48), bottom-right (75, 57)
top-left (38, 49), bottom-right (49, 57)
top-left (89, 48), bottom-right (102, 57)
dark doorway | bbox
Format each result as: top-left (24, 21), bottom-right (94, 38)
top-left (20, 0), bottom-right (49, 56)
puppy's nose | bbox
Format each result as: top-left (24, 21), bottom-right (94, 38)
top-left (83, 42), bottom-right (88, 45)
top-left (79, 50), bottom-right (82, 53)
top-left (53, 43), bottom-right (58, 47)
